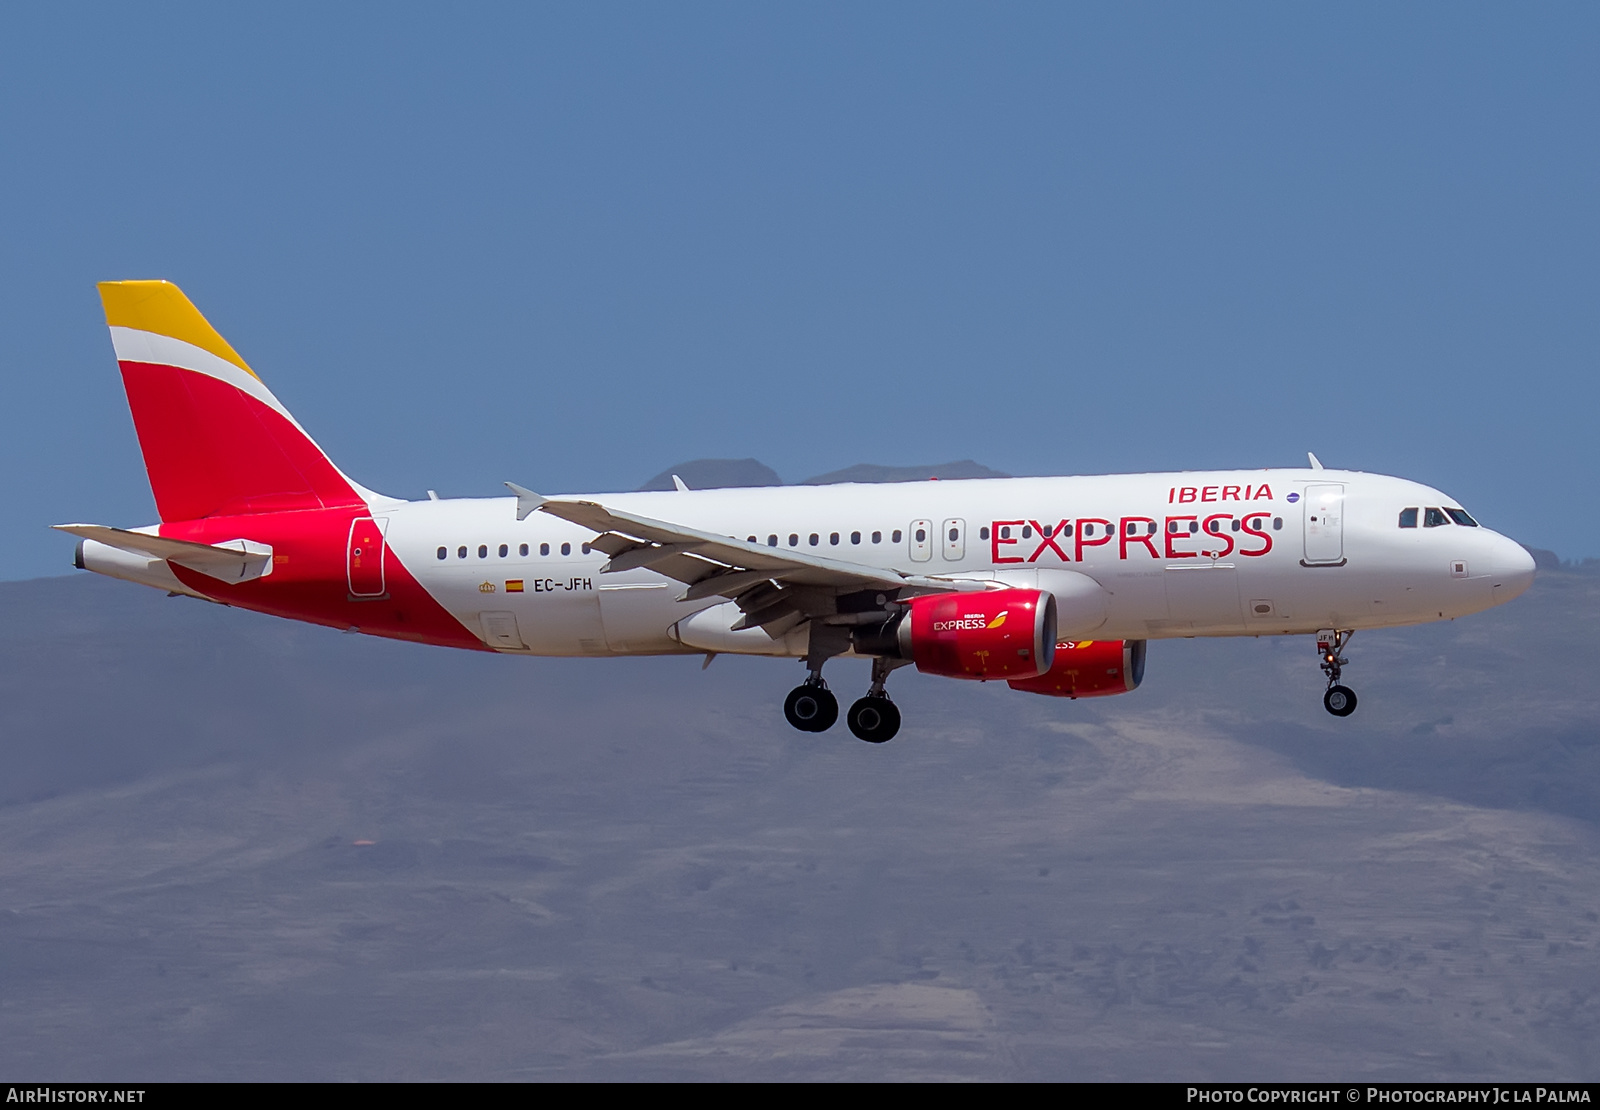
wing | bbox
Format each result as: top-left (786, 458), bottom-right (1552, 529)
top-left (505, 483), bottom-right (977, 634)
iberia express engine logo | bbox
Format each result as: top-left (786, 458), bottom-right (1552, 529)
top-left (934, 610), bottom-right (1009, 632)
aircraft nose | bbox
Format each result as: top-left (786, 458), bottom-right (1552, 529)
top-left (1488, 535), bottom-right (1537, 602)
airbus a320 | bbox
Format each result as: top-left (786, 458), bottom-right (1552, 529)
top-left (58, 282), bottom-right (1537, 743)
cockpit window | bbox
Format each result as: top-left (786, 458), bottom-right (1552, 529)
top-left (1424, 507), bottom-right (1450, 528)
top-left (1445, 508), bottom-right (1478, 527)
top-left (1398, 507), bottom-right (1418, 528)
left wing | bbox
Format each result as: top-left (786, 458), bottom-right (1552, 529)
top-left (505, 483), bottom-right (977, 633)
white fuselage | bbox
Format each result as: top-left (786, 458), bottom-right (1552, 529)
top-left (379, 468), bottom-right (1536, 657)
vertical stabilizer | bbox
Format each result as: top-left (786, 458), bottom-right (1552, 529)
top-left (99, 280), bottom-right (367, 521)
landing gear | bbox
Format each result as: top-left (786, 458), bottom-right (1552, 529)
top-left (847, 656), bottom-right (904, 743)
top-left (783, 679), bottom-right (838, 732)
top-left (847, 696), bottom-right (900, 743)
top-left (1324, 685), bottom-right (1357, 717)
top-left (1317, 629), bottom-right (1357, 717)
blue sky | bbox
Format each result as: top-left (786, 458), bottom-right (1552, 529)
top-left (2, 3), bottom-right (1596, 579)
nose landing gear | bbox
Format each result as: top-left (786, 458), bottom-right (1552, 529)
top-left (1317, 629), bottom-right (1358, 717)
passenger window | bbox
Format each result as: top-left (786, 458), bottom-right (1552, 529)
top-left (871, 531), bottom-right (882, 544)
top-left (892, 530), bottom-right (903, 543)
top-left (789, 533), bottom-right (799, 547)
top-left (1445, 508), bottom-right (1478, 527)
top-left (948, 527), bottom-right (958, 542)
top-left (915, 528), bottom-right (927, 543)
top-left (1000, 526), bottom-right (1011, 539)
top-left (519, 543), bottom-right (529, 556)
top-left (747, 536), bottom-right (757, 544)
top-left (560, 542), bottom-right (571, 555)
top-left (1230, 519), bottom-right (1240, 532)
top-left (540, 543), bottom-right (550, 556)
top-left (582, 543), bottom-right (591, 554)
top-left (457, 546), bottom-right (468, 559)
top-left (1272, 518), bottom-right (1282, 530)
top-left (768, 535), bottom-right (778, 547)
top-left (1189, 521), bottom-right (1199, 534)
top-left (979, 526), bottom-right (990, 540)
top-left (830, 532), bottom-right (840, 545)
top-left (809, 533), bottom-right (819, 546)
top-left (498, 544), bottom-right (508, 557)
top-left (1398, 508), bottom-right (1418, 528)
top-left (478, 544), bottom-right (488, 558)
top-left (1424, 508), bottom-right (1450, 528)
top-left (436, 546), bottom-right (447, 560)
top-left (1022, 525), bottom-right (1033, 539)
top-left (851, 531), bottom-right (861, 544)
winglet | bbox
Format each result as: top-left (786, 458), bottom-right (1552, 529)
top-left (505, 482), bottom-right (546, 521)
top-left (672, 475), bottom-right (691, 492)
top-left (1307, 452), bottom-right (1325, 471)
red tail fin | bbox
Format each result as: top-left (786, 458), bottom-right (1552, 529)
top-left (99, 281), bottom-right (366, 521)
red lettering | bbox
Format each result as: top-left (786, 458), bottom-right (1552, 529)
top-left (1074, 519), bottom-right (1112, 561)
top-left (1201, 486), bottom-right (1218, 502)
top-left (1178, 487), bottom-right (1197, 504)
top-left (1168, 487), bottom-right (1176, 504)
top-left (1026, 520), bottom-right (1071, 563)
top-left (1165, 515), bottom-right (1199, 559)
top-left (1201, 513), bottom-right (1236, 558)
top-left (1254, 484), bottom-right (1273, 500)
top-left (1239, 512), bottom-right (1274, 556)
top-left (992, 520), bottom-right (1025, 564)
top-left (1119, 517), bottom-right (1159, 559)
top-left (1222, 485), bottom-right (1241, 501)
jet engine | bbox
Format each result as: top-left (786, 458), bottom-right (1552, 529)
top-left (1006, 638), bottom-right (1146, 698)
top-left (851, 588), bottom-right (1056, 680)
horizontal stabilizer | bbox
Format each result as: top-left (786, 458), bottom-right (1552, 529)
top-left (53, 524), bottom-right (274, 583)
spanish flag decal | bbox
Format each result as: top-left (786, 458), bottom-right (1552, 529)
top-left (506, 580), bottom-right (525, 593)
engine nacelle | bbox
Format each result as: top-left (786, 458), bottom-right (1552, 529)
top-left (1006, 639), bottom-right (1146, 698)
top-left (853, 588), bottom-right (1056, 681)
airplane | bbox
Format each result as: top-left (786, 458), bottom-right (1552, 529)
top-left (57, 281), bottom-right (1538, 743)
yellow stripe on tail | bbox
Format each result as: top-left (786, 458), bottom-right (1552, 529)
top-left (97, 280), bottom-right (258, 379)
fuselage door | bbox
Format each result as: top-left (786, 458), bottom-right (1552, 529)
top-left (941, 518), bottom-right (965, 561)
top-left (347, 516), bottom-right (388, 598)
top-left (909, 520), bottom-right (933, 562)
top-left (1302, 483), bottom-right (1346, 565)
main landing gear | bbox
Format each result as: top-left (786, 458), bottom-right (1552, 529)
top-left (1317, 629), bottom-right (1358, 717)
top-left (782, 656), bottom-right (904, 743)
top-left (783, 676), bottom-right (838, 733)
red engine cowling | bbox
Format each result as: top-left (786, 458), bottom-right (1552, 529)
top-left (904, 589), bottom-right (1056, 680)
top-left (1007, 639), bottom-right (1147, 698)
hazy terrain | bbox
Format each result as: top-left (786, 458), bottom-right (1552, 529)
top-left (2, 561), bottom-right (1597, 1080)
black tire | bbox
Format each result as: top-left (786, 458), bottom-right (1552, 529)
top-left (847, 696), bottom-right (901, 744)
top-left (784, 684), bottom-right (838, 732)
top-left (1323, 684), bottom-right (1358, 717)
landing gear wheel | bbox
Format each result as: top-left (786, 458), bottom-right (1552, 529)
top-left (1324, 684), bottom-right (1358, 717)
top-left (847, 696), bottom-right (901, 744)
top-left (784, 684), bottom-right (838, 732)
